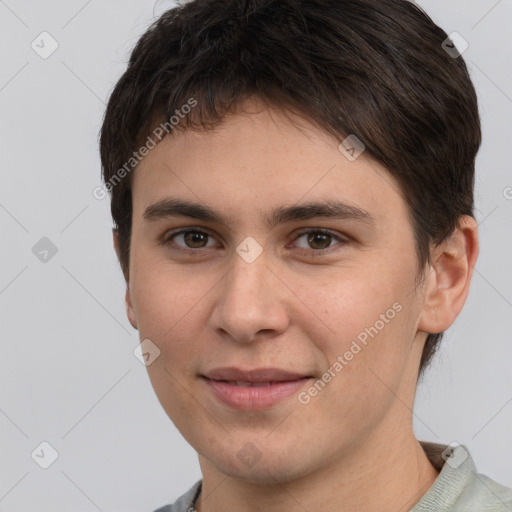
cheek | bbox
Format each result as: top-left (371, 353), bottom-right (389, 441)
top-left (295, 264), bottom-right (417, 397)
top-left (294, 266), bottom-right (408, 345)
top-left (130, 263), bottom-right (212, 429)
top-left (129, 257), bottom-right (214, 362)
top-left (296, 303), bottom-right (414, 443)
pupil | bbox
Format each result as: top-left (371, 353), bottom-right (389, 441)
top-left (186, 232), bottom-right (207, 248)
top-left (308, 232), bottom-right (330, 250)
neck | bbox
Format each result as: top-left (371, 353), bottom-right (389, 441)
top-left (195, 422), bottom-right (440, 512)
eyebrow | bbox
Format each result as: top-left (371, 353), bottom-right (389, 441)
top-left (143, 197), bottom-right (376, 229)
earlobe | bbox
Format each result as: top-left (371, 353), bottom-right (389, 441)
top-left (113, 229), bottom-right (138, 330)
top-left (417, 216), bottom-right (479, 334)
top-left (113, 228), bottom-right (121, 261)
top-left (125, 287), bottom-right (138, 330)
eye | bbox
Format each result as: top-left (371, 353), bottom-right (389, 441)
top-left (162, 228), bottom-right (219, 253)
top-left (291, 228), bottom-right (348, 254)
top-left (161, 227), bottom-right (349, 256)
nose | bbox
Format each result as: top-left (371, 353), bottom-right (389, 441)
top-left (209, 250), bottom-right (290, 343)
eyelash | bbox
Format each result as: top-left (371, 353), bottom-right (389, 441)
top-left (161, 227), bottom-right (349, 256)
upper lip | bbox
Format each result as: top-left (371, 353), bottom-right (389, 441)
top-left (202, 367), bottom-right (311, 383)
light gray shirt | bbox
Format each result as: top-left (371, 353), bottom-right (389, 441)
top-left (152, 442), bottom-right (512, 511)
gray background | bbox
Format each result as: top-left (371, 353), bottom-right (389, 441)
top-left (0, 0), bottom-right (510, 510)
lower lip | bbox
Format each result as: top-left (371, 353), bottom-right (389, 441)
top-left (203, 377), bottom-right (312, 410)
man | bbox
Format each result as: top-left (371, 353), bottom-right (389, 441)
top-left (99, 0), bottom-right (512, 510)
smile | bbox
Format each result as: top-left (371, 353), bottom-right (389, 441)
top-left (202, 376), bottom-right (312, 410)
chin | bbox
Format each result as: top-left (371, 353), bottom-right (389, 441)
top-left (202, 443), bottom-right (318, 485)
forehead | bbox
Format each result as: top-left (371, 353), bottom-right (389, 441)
top-left (132, 101), bottom-right (407, 232)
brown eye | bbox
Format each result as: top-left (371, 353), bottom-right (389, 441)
top-left (164, 228), bottom-right (218, 252)
top-left (307, 232), bottom-right (333, 250)
top-left (292, 229), bottom-right (348, 254)
top-left (181, 231), bottom-right (209, 248)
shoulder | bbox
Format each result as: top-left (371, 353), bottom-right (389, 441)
top-left (457, 471), bottom-right (512, 511)
top-left (415, 441), bottom-right (512, 511)
top-left (151, 480), bottom-right (202, 512)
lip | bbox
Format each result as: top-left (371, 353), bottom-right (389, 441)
top-left (201, 367), bottom-right (313, 410)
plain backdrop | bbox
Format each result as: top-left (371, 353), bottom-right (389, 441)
top-left (0, 1), bottom-right (511, 511)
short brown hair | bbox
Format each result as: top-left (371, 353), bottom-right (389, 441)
top-left (99, 0), bottom-right (481, 375)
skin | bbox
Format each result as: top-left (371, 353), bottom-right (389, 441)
top-left (115, 96), bottom-right (479, 512)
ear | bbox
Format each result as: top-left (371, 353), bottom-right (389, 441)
top-left (417, 216), bottom-right (479, 334)
top-left (113, 229), bottom-right (138, 330)
top-left (113, 228), bottom-right (122, 261)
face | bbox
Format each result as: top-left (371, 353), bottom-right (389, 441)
top-left (125, 97), bottom-right (432, 484)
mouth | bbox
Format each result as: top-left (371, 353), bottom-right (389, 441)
top-left (202, 366), bottom-right (313, 383)
top-left (200, 367), bottom-right (314, 410)
top-left (208, 380), bottom-right (305, 387)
